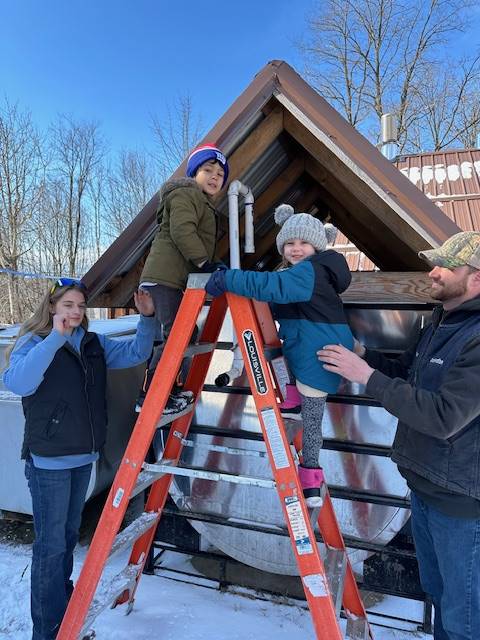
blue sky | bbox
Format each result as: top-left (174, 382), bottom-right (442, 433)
top-left (0, 0), bottom-right (315, 154)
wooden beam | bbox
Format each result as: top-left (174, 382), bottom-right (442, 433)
top-left (226, 104), bottom-right (284, 180)
top-left (304, 155), bottom-right (429, 270)
top-left (91, 260), bottom-right (144, 308)
top-left (343, 272), bottom-right (433, 304)
top-left (305, 157), bottom-right (412, 270)
top-left (217, 155), bottom-right (305, 258)
top-left (284, 112), bottom-right (432, 265)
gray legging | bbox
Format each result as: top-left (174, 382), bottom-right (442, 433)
top-left (300, 393), bottom-right (327, 468)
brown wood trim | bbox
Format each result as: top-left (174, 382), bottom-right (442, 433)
top-left (91, 261), bottom-right (143, 308)
top-left (225, 104), bottom-right (284, 180)
top-left (343, 272), bottom-right (433, 303)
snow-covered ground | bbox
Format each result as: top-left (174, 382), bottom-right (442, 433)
top-left (0, 539), bottom-right (430, 639)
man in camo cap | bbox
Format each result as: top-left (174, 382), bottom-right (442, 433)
top-left (318, 231), bottom-right (480, 639)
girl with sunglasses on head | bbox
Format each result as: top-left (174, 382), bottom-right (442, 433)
top-left (2, 279), bottom-right (156, 640)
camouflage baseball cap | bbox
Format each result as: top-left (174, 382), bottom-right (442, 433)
top-left (418, 232), bottom-right (480, 269)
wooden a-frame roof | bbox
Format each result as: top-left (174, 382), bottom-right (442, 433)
top-left (85, 60), bottom-right (460, 308)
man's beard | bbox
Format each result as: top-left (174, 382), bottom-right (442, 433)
top-left (430, 275), bottom-right (469, 302)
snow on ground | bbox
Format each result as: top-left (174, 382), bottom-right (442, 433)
top-left (0, 541), bottom-right (430, 639)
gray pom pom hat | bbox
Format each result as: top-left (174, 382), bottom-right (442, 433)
top-left (274, 204), bottom-right (337, 255)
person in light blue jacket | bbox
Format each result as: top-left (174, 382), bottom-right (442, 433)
top-left (206, 205), bottom-right (354, 509)
top-left (3, 278), bottom-right (155, 640)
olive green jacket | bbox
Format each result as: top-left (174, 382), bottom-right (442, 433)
top-left (140, 178), bottom-right (219, 290)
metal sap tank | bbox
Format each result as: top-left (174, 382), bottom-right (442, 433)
top-left (160, 305), bottom-right (431, 574)
top-left (0, 316), bottom-right (145, 515)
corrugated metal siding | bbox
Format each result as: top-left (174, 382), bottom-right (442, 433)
top-left (340, 148), bottom-right (480, 271)
top-left (397, 149), bottom-right (480, 230)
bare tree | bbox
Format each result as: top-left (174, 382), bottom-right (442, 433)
top-left (47, 115), bottom-right (105, 275)
top-left (301, 0), bottom-right (480, 151)
top-left (101, 149), bottom-right (157, 240)
top-left (151, 94), bottom-right (204, 180)
top-left (87, 164), bottom-right (106, 262)
top-left (0, 100), bottom-right (46, 322)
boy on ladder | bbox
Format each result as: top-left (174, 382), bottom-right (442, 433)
top-left (136, 143), bottom-right (229, 414)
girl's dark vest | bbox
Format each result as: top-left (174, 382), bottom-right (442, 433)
top-left (391, 313), bottom-right (480, 498)
top-left (21, 332), bottom-right (107, 458)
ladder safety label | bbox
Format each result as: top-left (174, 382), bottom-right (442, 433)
top-left (271, 356), bottom-right (290, 398)
top-left (242, 330), bottom-right (268, 395)
top-left (284, 496), bottom-right (313, 555)
top-left (112, 488), bottom-right (125, 509)
top-left (303, 573), bottom-right (330, 598)
top-left (261, 408), bottom-right (289, 469)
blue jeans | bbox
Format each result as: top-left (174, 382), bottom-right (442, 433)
top-left (410, 492), bottom-right (480, 640)
top-left (25, 458), bottom-right (92, 640)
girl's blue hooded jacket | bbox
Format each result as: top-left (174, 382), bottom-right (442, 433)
top-left (224, 250), bottom-right (354, 392)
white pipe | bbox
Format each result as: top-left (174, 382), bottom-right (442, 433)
top-left (223, 180), bottom-right (254, 386)
top-left (380, 113), bottom-right (399, 161)
top-left (215, 342), bottom-right (244, 387)
top-left (228, 187), bottom-right (240, 269)
top-left (227, 180), bottom-right (255, 268)
top-left (244, 189), bottom-right (255, 254)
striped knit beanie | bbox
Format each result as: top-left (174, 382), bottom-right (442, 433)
top-left (274, 204), bottom-right (337, 255)
top-left (186, 143), bottom-right (229, 187)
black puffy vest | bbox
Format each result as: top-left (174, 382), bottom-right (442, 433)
top-left (21, 332), bottom-right (107, 458)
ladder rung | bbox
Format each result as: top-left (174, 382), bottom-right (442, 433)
top-left (109, 512), bottom-right (159, 558)
top-left (81, 563), bottom-right (141, 636)
top-left (345, 616), bottom-right (370, 639)
top-left (184, 342), bottom-right (216, 357)
top-left (130, 467), bottom-right (168, 498)
top-left (142, 461), bottom-right (276, 489)
top-left (131, 458), bottom-right (179, 498)
top-left (179, 435), bottom-right (269, 459)
top-left (323, 547), bottom-right (347, 618)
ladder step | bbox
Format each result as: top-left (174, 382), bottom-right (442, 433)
top-left (142, 461), bottom-right (276, 489)
top-left (183, 342), bottom-right (216, 357)
top-left (130, 466), bottom-right (168, 498)
top-left (109, 512), bottom-right (159, 558)
top-left (81, 563), bottom-right (141, 636)
top-left (345, 615), bottom-right (370, 639)
top-left (323, 547), bottom-right (347, 618)
top-left (178, 434), bottom-right (269, 459)
top-left (131, 458), bottom-right (180, 498)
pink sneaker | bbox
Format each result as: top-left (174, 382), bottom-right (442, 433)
top-left (279, 384), bottom-right (302, 421)
top-left (298, 465), bottom-right (325, 508)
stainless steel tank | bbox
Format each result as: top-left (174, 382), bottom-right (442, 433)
top-left (160, 305), bottom-right (431, 574)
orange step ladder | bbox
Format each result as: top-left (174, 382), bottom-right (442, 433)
top-left (57, 274), bottom-right (373, 640)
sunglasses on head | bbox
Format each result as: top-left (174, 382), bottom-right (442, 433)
top-left (50, 278), bottom-right (87, 295)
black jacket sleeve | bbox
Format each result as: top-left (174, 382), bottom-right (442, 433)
top-left (365, 336), bottom-right (480, 440)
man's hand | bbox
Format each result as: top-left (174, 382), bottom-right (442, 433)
top-left (134, 289), bottom-right (155, 317)
top-left (317, 344), bottom-right (374, 385)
